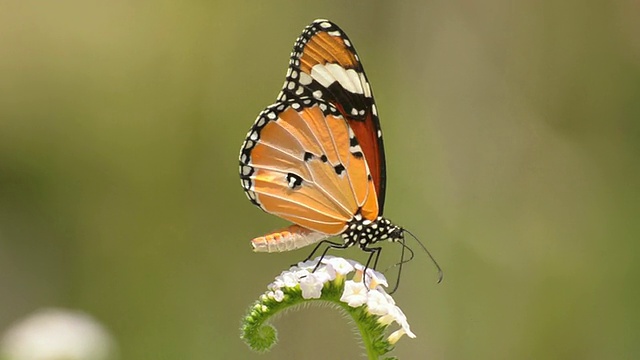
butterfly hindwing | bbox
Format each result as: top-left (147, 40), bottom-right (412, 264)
top-left (277, 19), bottom-right (387, 214)
top-left (239, 98), bottom-right (380, 237)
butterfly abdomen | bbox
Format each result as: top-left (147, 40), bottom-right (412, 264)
top-left (251, 224), bottom-right (329, 252)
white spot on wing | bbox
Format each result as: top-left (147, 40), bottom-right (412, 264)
top-left (287, 176), bottom-right (296, 188)
top-left (326, 64), bottom-right (363, 94)
top-left (309, 64), bottom-right (365, 95)
top-left (360, 73), bottom-right (371, 98)
top-left (346, 69), bottom-right (364, 94)
top-left (299, 72), bottom-right (313, 85)
top-left (309, 64), bottom-right (335, 88)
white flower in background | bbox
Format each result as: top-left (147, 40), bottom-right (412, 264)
top-left (1, 308), bottom-right (116, 360)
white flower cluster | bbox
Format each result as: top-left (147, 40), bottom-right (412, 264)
top-left (262, 256), bottom-right (416, 344)
top-left (1, 308), bottom-right (116, 360)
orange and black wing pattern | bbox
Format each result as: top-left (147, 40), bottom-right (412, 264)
top-left (239, 98), bottom-right (379, 241)
top-left (276, 19), bottom-right (387, 214)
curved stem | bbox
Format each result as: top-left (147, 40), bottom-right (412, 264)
top-left (241, 281), bottom-right (392, 359)
top-left (345, 303), bottom-right (380, 360)
top-left (240, 257), bottom-right (415, 360)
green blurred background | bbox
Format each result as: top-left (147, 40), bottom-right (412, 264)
top-left (1, 1), bottom-right (638, 359)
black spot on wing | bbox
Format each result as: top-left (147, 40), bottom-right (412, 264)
top-left (304, 152), bottom-right (314, 161)
top-left (286, 173), bottom-right (303, 189)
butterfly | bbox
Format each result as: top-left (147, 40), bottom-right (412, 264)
top-left (239, 19), bottom-right (441, 282)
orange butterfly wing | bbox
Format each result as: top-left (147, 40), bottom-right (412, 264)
top-left (239, 99), bottom-right (379, 239)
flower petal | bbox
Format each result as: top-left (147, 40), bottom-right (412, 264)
top-left (299, 274), bottom-right (323, 299)
top-left (340, 280), bottom-right (368, 307)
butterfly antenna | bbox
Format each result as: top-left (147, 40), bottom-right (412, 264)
top-left (387, 237), bottom-right (415, 294)
top-left (383, 239), bottom-right (416, 272)
top-left (404, 229), bottom-right (444, 283)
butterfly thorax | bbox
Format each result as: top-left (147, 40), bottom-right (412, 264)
top-left (340, 214), bottom-right (404, 249)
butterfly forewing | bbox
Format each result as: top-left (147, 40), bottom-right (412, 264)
top-left (277, 19), bottom-right (387, 214)
top-left (239, 98), bottom-right (379, 238)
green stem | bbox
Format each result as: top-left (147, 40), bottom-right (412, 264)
top-left (241, 279), bottom-right (394, 359)
top-left (342, 302), bottom-right (379, 360)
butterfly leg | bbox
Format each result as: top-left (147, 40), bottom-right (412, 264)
top-left (361, 245), bottom-right (382, 289)
top-left (362, 245), bottom-right (382, 269)
top-left (294, 240), bottom-right (350, 272)
top-left (300, 239), bottom-right (345, 262)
